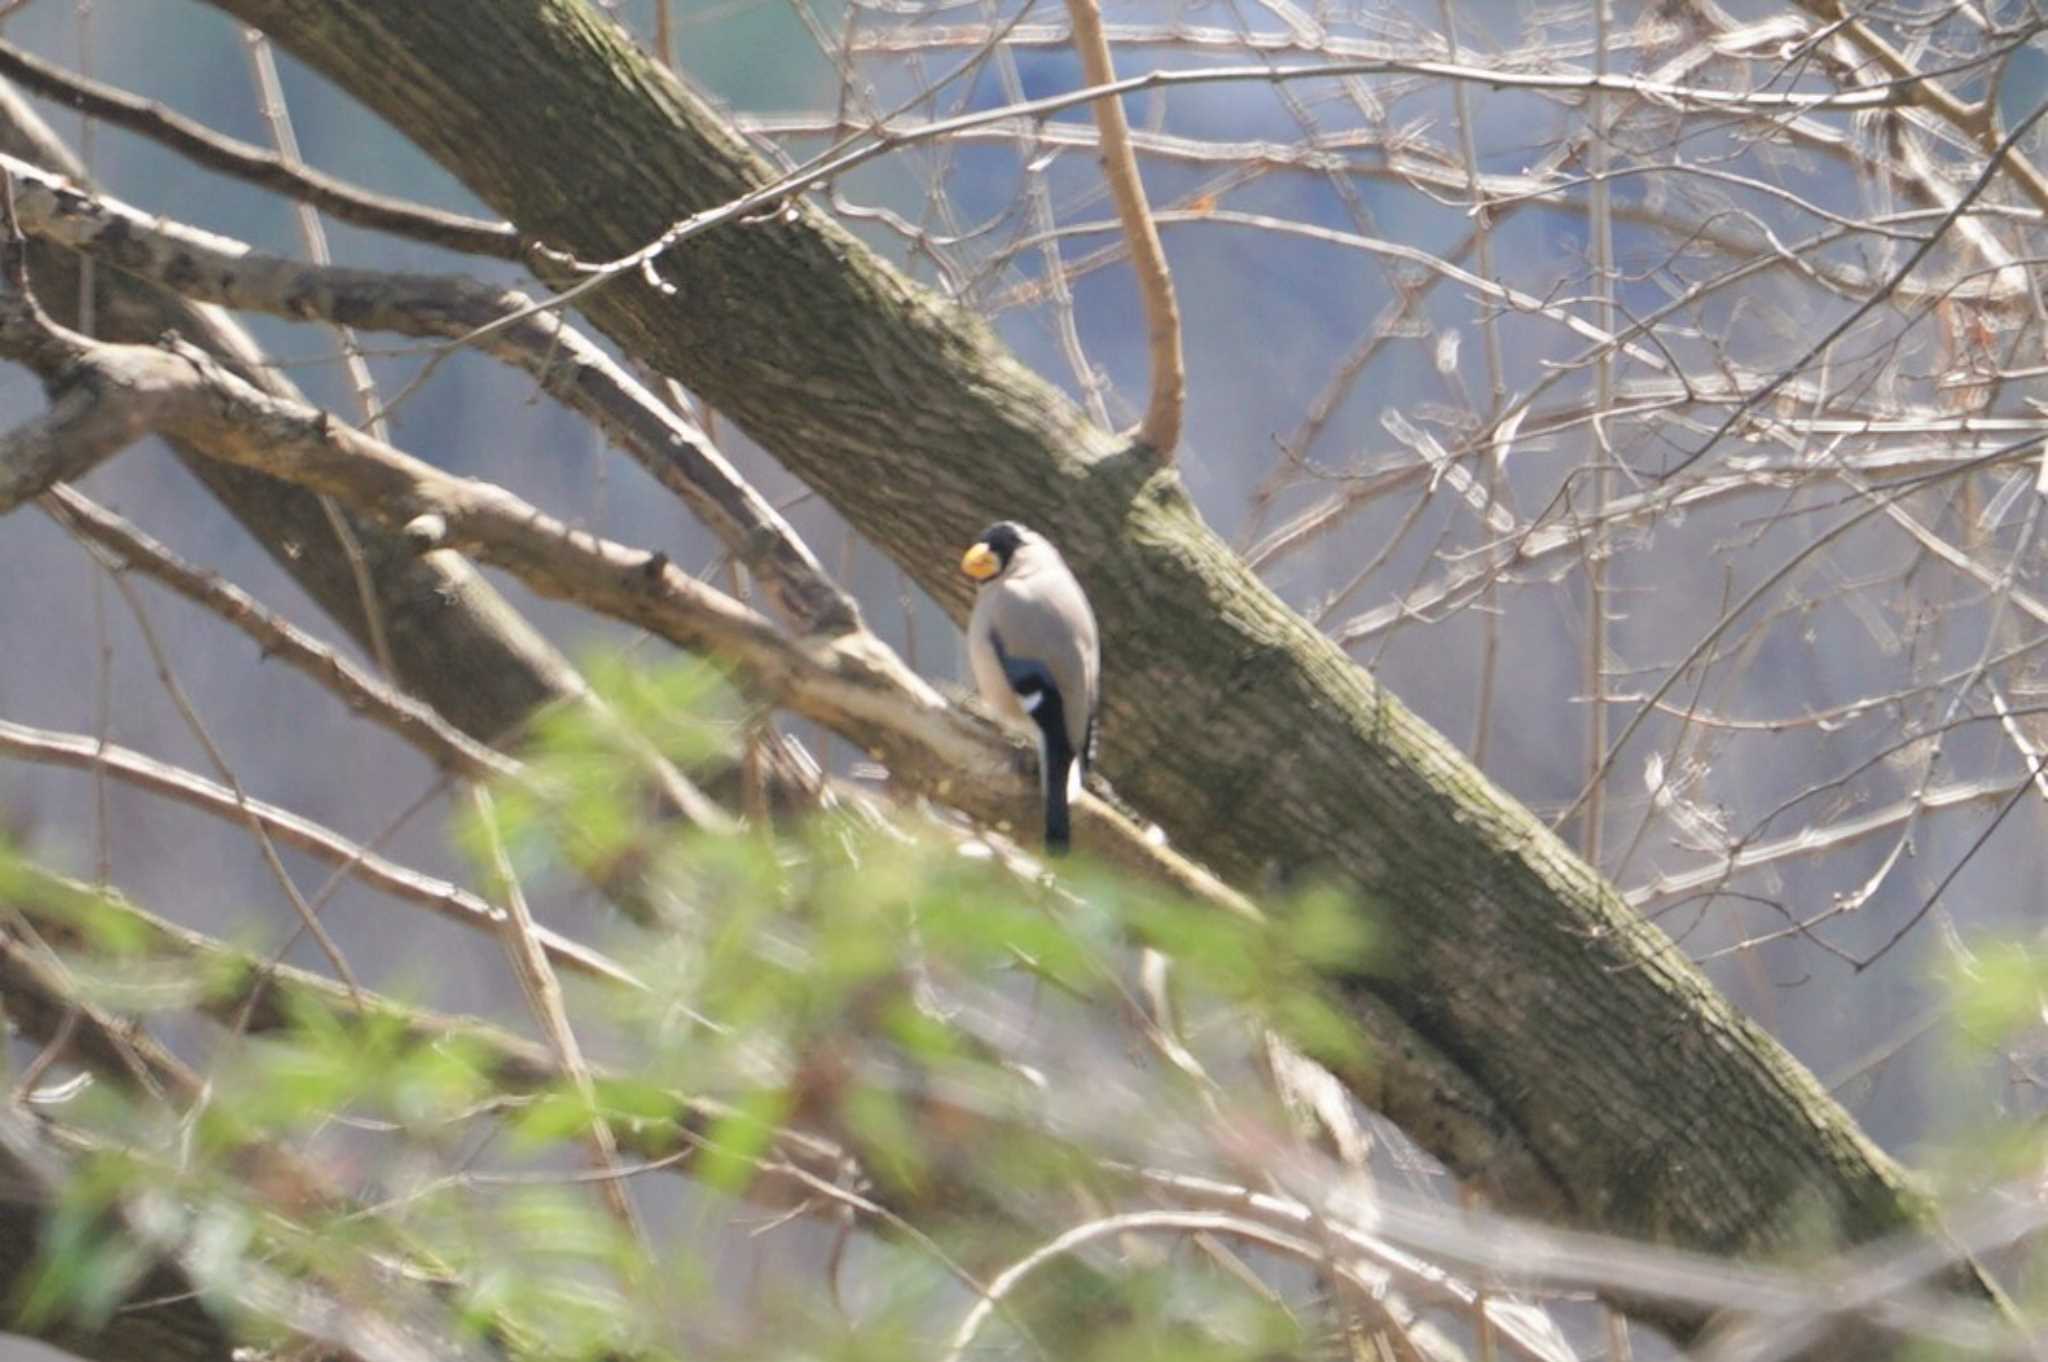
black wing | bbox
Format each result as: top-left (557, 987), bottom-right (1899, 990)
top-left (990, 631), bottom-right (1079, 852)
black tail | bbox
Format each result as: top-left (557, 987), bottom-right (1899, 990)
top-left (1043, 743), bottom-right (1075, 854)
top-left (1030, 690), bottom-right (1077, 856)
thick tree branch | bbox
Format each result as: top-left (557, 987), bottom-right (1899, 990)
top-left (0, 319), bottom-right (1253, 893)
top-left (0, 371), bottom-right (170, 505)
top-left (40, 485), bottom-right (519, 780)
top-left (0, 300), bottom-right (1243, 891)
top-left (39, 481), bottom-right (753, 933)
top-left (39, 484), bottom-right (741, 846)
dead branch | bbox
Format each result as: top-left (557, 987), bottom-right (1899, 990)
top-left (40, 486), bottom-right (518, 780)
top-left (0, 716), bottom-right (637, 988)
top-left (0, 38), bottom-right (522, 258)
top-left (1061, 0), bottom-right (1183, 458)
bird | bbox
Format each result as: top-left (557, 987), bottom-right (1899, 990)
top-left (960, 521), bottom-right (1100, 855)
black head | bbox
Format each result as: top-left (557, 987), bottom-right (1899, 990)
top-left (961, 521), bottom-right (1031, 582)
top-left (978, 521), bottom-right (1026, 566)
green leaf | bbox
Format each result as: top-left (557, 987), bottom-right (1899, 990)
top-left (697, 1087), bottom-right (792, 1194)
top-left (11, 1152), bottom-right (150, 1331)
top-left (1281, 883), bottom-right (1375, 970)
top-left (1947, 940), bottom-right (2047, 1045)
top-left (389, 1038), bottom-right (494, 1126)
top-left (508, 1086), bottom-right (602, 1151)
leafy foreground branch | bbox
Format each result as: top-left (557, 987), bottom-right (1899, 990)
top-left (0, 683), bottom-right (1558, 1362)
top-left (0, 682), bottom-right (2031, 1361)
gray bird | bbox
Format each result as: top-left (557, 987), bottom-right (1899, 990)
top-left (961, 522), bottom-right (1100, 854)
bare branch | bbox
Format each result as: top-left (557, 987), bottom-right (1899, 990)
top-left (1671, 90), bottom-right (2048, 476)
top-left (40, 486), bottom-right (520, 781)
top-left (0, 373), bottom-right (172, 507)
top-left (0, 39), bottom-right (523, 258)
top-left (0, 715), bottom-right (639, 989)
top-left (1625, 772), bottom-right (2029, 911)
top-left (0, 318), bottom-right (1175, 882)
top-left (1062, 0), bottom-right (1183, 458)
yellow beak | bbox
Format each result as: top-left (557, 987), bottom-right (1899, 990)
top-left (960, 542), bottom-right (1000, 581)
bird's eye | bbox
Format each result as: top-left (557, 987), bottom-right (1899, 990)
top-left (1017, 687), bottom-right (1047, 714)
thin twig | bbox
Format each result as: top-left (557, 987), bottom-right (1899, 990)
top-left (1582, 0), bottom-right (1617, 866)
top-left (387, 51), bottom-right (1934, 416)
top-left (988, 23), bottom-right (1112, 429)
top-left (241, 31), bottom-right (399, 682)
top-left (468, 786), bottom-right (648, 1250)
top-left (1555, 438), bottom-right (2042, 829)
top-left (1669, 92), bottom-right (2048, 477)
top-left (0, 716), bottom-right (639, 989)
top-left (97, 548), bottom-right (366, 1005)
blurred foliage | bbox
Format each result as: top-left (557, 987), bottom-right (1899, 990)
top-left (6, 657), bottom-right (1381, 1360)
top-left (1944, 939), bottom-right (2048, 1049)
top-left (1928, 940), bottom-right (2048, 1194)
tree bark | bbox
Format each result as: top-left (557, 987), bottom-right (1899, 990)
top-left (186, 0), bottom-right (1991, 1342)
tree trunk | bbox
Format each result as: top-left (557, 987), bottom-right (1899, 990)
top-left (196, 0), bottom-right (1989, 1341)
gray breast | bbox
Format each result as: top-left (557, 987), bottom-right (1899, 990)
top-left (969, 555), bottom-right (1098, 753)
